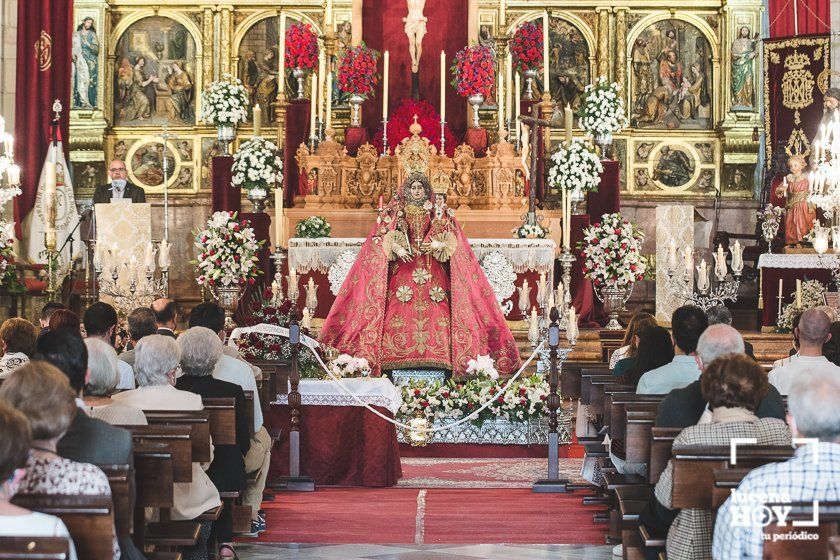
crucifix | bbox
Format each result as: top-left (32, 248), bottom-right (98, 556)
top-left (518, 104), bottom-right (557, 226)
top-left (404, 0), bottom-right (427, 99)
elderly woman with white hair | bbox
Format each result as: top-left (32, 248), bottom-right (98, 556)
top-left (176, 327), bottom-right (250, 559)
top-left (82, 338), bottom-right (146, 426)
top-left (111, 334), bottom-right (224, 559)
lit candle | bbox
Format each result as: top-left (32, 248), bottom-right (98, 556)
top-left (158, 239), bottom-right (171, 269)
top-left (529, 307), bottom-right (539, 343)
top-left (382, 51), bottom-right (390, 120)
top-left (440, 51), bottom-right (446, 123)
top-left (556, 281), bottom-right (564, 307)
top-left (667, 238), bottom-right (677, 272)
top-left (683, 247), bottom-right (693, 277)
top-left (289, 268), bottom-right (298, 296)
top-left (274, 185), bottom-right (284, 249)
top-left (317, 51), bottom-right (326, 122)
top-left (698, 259), bottom-right (708, 290)
top-left (253, 103), bottom-right (261, 137)
top-left (325, 71), bottom-right (333, 130)
top-left (8, 164), bottom-right (19, 187)
top-left (542, 11), bottom-right (550, 92)
top-left (732, 240), bottom-right (743, 272)
top-left (796, 279), bottom-right (802, 308)
top-left (309, 72), bottom-right (318, 136)
top-left (716, 244), bottom-right (726, 276)
top-left (564, 105), bottom-right (573, 145)
top-left (278, 13), bottom-right (287, 94)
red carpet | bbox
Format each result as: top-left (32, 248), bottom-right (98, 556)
top-left (246, 488), bottom-right (606, 545)
top-left (399, 437), bottom-right (586, 459)
top-left (396, 458), bottom-right (586, 488)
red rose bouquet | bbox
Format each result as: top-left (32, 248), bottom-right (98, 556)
top-left (450, 45), bottom-right (495, 98)
top-left (337, 45), bottom-right (381, 97)
top-left (510, 22), bottom-right (543, 73)
top-left (285, 23), bottom-right (319, 70)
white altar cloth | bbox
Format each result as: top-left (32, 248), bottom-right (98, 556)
top-left (288, 237), bottom-right (557, 274)
top-left (757, 253), bottom-right (834, 269)
top-left (273, 378), bottom-right (403, 415)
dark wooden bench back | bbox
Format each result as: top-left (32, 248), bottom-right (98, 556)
top-left (143, 409), bottom-right (211, 464)
top-left (0, 537), bottom-right (70, 559)
top-left (97, 463), bottom-right (132, 541)
top-left (11, 494), bottom-right (115, 560)
top-left (126, 424), bottom-right (192, 483)
top-left (132, 442), bottom-right (174, 509)
top-left (649, 427), bottom-right (682, 484)
top-left (244, 390), bottom-right (255, 436)
top-left (579, 367), bottom-right (610, 405)
top-left (202, 397), bottom-right (237, 446)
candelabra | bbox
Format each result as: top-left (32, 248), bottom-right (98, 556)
top-left (810, 225), bottom-right (840, 299)
top-left (664, 243), bottom-right (744, 311)
top-left (94, 242), bottom-right (170, 316)
top-left (382, 118), bottom-right (390, 156)
top-left (0, 115), bottom-right (21, 214)
top-left (807, 111), bottom-right (840, 215)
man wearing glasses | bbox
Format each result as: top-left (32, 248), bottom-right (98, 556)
top-left (93, 159), bottom-right (147, 204)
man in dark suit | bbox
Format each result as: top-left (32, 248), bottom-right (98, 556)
top-left (92, 159), bottom-right (146, 204)
top-left (152, 298), bottom-right (178, 338)
top-left (35, 328), bottom-right (144, 560)
top-left (706, 305), bottom-right (755, 359)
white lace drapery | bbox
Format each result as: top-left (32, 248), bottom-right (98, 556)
top-left (757, 253), bottom-right (835, 269)
top-left (272, 377), bottom-right (403, 415)
top-left (288, 237), bottom-right (557, 274)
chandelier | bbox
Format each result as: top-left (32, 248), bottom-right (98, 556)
top-left (665, 241), bottom-right (744, 311)
top-left (0, 115), bottom-right (21, 211)
top-left (93, 240), bottom-right (170, 316)
top-left (808, 112), bottom-right (840, 217)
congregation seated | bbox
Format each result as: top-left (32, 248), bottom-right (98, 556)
top-left (0, 401), bottom-right (77, 560)
top-left (713, 366), bottom-right (840, 557)
top-left (628, 324), bottom-right (673, 388)
top-left (82, 338), bottom-right (147, 426)
top-left (636, 305), bottom-right (707, 394)
top-left (0, 318), bottom-right (38, 378)
top-left (37, 301), bottom-right (65, 339)
top-left (649, 354), bottom-right (792, 560)
top-left (610, 312), bottom-right (657, 379)
top-left (0, 362), bottom-right (119, 559)
top-left (176, 326), bottom-right (249, 554)
top-left (48, 309), bottom-right (81, 333)
top-left (656, 324), bottom-right (786, 428)
top-left (822, 321), bottom-right (840, 367)
top-left (769, 308), bottom-right (840, 395)
top-left (118, 306), bottom-right (158, 368)
top-left (83, 302), bottom-right (134, 390)
top-left (152, 298), bottom-right (178, 338)
top-left (705, 305), bottom-right (755, 359)
top-left (111, 334), bottom-right (225, 553)
top-left (188, 302), bottom-right (272, 535)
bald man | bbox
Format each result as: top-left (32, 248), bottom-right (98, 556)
top-left (93, 159), bottom-right (147, 204)
top-left (151, 298), bottom-right (178, 338)
top-left (769, 307), bottom-right (840, 395)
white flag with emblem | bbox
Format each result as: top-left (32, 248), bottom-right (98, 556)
top-left (22, 140), bottom-right (82, 266)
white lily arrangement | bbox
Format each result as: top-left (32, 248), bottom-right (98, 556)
top-left (193, 211), bottom-right (262, 288)
top-left (231, 137), bottom-right (283, 195)
top-left (466, 354), bottom-right (499, 381)
top-left (547, 140), bottom-right (604, 194)
top-left (580, 212), bottom-right (647, 289)
top-left (200, 74), bottom-right (250, 126)
top-left (578, 77), bottom-right (628, 138)
top-left (329, 353), bottom-right (372, 378)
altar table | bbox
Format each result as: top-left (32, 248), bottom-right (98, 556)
top-left (757, 253), bottom-right (832, 327)
top-left (266, 378), bottom-right (403, 487)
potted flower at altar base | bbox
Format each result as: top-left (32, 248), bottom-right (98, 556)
top-left (512, 222), bottom-right (550, 240)
top-left (776, 280), bottom-right (827, 332)
top-left (193, 211), bottom-right (263, 326)
top-left (547, 139), bottom-right (603, 212)
top-left (231, 136), bottom-right (283, 212)
top-left (337, 45), bottom-right (381, 127)
top-left (577, 77), bottom-right (628, 160)
top-left (451, 45), bottom-right (495, 128)
top-left (295, 216), bottom-right (331, 238)
top-left (328, 354), bottom-right (372, 378)
top-left (580, 213), bottom-right (647, 330)
top-left (200, 74), bottom-right (250, 155)
top-left (510, 21), bottom-right (543, 100)
top-left (285, 23), bottom-right (319, 99)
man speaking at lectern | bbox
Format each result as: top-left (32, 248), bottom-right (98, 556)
top-left (93, 160), bottom-right (146, 203)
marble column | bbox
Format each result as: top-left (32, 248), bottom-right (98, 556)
top-left (655, 204), bottom-right (694, 323)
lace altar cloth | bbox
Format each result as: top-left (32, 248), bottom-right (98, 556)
top-left (288, 237), bottom-right (557, 274)
top-left (757, 253), bottom-right (834, 269)
top-left (395, 412), bottom-right (572, 446)
top-left (273, 377), bottom-right (403, 416)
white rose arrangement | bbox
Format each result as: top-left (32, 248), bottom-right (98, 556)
top-left (200, 74), bottom-right (250, 126)
top-left (580, 212), bottom-right (647, 289)
top-left (231, 137), bottom-right (283, 195)
top-left (466, 354), bottom-right (499, 381)
top-left (578, 77), bottom-right (628, 139)
top-left (295, 216), bottom-right (332, 238)
top-left (547, 140), bottom-right (604, 195)
top-left (193, 211), bottom-right (262, 288)
top-left (512, 222), bottom-right (550, 239)
top-left (329, 353), bottom-right (372, 378)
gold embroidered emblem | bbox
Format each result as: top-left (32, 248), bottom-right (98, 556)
top-left (781, 51), bottom-right (814, 121)
top-left (429, 286), bottom-right (446, 302)
top-left (412, 268), bottom-right (431, 285)
top-left (35, 30), bottom-right (52, 71)
top-left (396, 285), bottom-right (413, 303)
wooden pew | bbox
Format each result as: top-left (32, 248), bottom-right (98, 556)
top-left (126, 425), bottom-right (193, 483)
top-left (250, 360), bottom-right (290, 413)
top-left (0, 537), bottom-right (70, 559)
top-left (98, 464), bottom-right (133, 545)
top-left (11, 494), bottom-right (114, 560)
top-left (763, 502), bottom-right (840, 560)
top-left (143, 410), bottom-right (211, 464)
top-left (244, 390), bottom-right (255, 437)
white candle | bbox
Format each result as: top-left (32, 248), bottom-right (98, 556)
top-left (564, 105), bottom-right (573, 145)
top-left (683, 247), bottom-right (693, 277)
top-left (529, 307), bottom-right (539, 343)
top-left (289, 268), bottom-right (298, 295)
top-left (716, 244), bottom-right (726, 276)
top-left (272, 280), bottom-right (280, 298)
top-left (514, 72), bottom-right (521, 141)
top-left (158, 239), bottom-right (171, 269)
top-left (564, 191), bottom-right (572, 250)
top-left (506, 50), bottom-right (513, 130)
top-left (778, 278), bottom-right (783, 301)
top-left (497, 68), bottom-right (505, 132)
top-left (667, 239), bottom-right (677, 272)
top-left (542, 11), bottom-right (550, 91)
top-left (538, 272), bottom-right (546, 306)
top-left (499, 0), bottom-right (506, 27)
top-left (568, 306), bottom-right (577, 339)
top-left (325, 72), bottom-right (333, 129)
top-left (310, 72), bottom-right (318, 136)
top-left (144, 243), bottom-right (155, 270)
top-left (796, 279), bottom-right (802, 308)
top-left (382, 51), bottom-right (390, 119)
top-left (279, 13), bottom-right (287, 93)
top-left (253, 104), bottom-right (261, 137)
top-left (556, 281), bottom-right (564, 307)
top-left (440, 51), bottom-right (446, 123)
top-left (732, 240), bottom-right (743, 272)
top-left (698, 260), bottom-right (709, 291)
top-left (275, 185), bottom-right (284, 249)
top-left (318, 51), bottom-right (326, 122)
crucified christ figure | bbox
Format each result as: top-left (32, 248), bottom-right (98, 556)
top-left (404, 0), bottom-right (427, 73)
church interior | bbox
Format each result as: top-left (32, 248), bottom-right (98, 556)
top-left (0, 0), bottom-right (839, 559)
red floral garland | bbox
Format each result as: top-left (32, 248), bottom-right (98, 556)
top-left (450, 45), bottom-right (495, 98)
top-left (285, 23), bottom-right (319, 71)
top-left (337, 45), bottom-right (381, 97)
top-left (510, 22), bottom-right (543, 73)
top-left (371, 99), bottom-right (459, 157)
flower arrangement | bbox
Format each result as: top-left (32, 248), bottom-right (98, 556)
top-left (580, 213), bottom-right (647, 288)
top-left (451, 45), bottom-right (495, 98)
top-left (577, 77), bottom-right (628, 139)
top-left (547, 140), bottom-right (604, 194)
top-left (328, 354), bottom-right (371, 378)
top-left (231, 137), bottom-right (283, 195)
top-left (757, 204), bottom-right (784, 242)
top-left (193, 211), bottom-right (262, 288)
top-left (200, 74), bottom-right (250, 126)
top-left (512, 222), bottom-right (549, 239)
top-left (295, 216), bottom-right (331, 238)
top-left (239, 289), bottom-right (323, 377)
top-left (777, 280), bottom-right (827, 332)
top-left (0, 221), bottom-right (21, 290)
top-left (337, 45), bottom-right (381, 97)
top-left (398, 374), bottom-right (552, 424)
top-left (466, 354), bottom-right (499, 381)
top-left (510, 22), bottom-right (543, 73)
top-left (285, 23), bottom-right (319, 70)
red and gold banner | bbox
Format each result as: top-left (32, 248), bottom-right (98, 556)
top-left (14, 0), bottom-right (73, 234)
top-left (763, 34), bottom-right (831, 171)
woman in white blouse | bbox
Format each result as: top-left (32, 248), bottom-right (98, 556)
top-left (0, 401), bottom-right (77, 560)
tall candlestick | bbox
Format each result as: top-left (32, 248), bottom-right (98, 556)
top-left (564, 189), bottom-right (571, 250)
top-left (560, 186), bottom-right (568, 250)
top-left (564, 105), bottom-right (573, 144)
top-left (45, 145), bottom-right (57, 239)
top-left (506, 50), bottom-right (513, 129)
top-left (253, 103), bottom-right (262, 136)
top-left (683, 247), bottom-right (693, 278)
top-left (309, 72), bottom-right (318, 137)
top-left (382, 51), bottom-right (390, 119)
top-left (278, 13), bottom-right (287, 92)
top-left (440, 51), bottom-right (446, 122)
top-left (325, 72), bottom-right (333, 129)
top-left (778, 278), bottom-right (783, 302)
top-left (514, 71), bottom-right (521, 141)
top-left (542, 11), bottom-right (550, 91)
